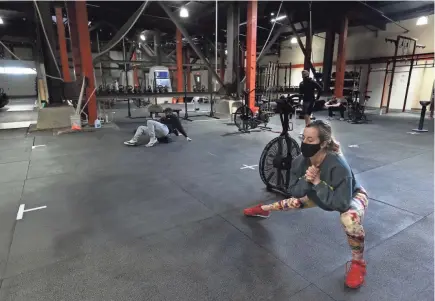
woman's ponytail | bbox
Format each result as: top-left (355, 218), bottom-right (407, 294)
top-left (327, 137), bottom-right (341, 153)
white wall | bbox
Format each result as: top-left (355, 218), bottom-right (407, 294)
top-left (0, 59), bottom-right (37, 97)
top-left (277, 14), bottom-right (435, 110)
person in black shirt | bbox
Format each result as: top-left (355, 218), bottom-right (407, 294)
top-left (299, 70), bottom-right (323, 129)
top-left (124, 108), bottom-right (191, 147)
top-left (325, 96), bottom-right (347, 120)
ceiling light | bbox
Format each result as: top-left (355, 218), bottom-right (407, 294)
top-left (416, 16), bottom-right (428, 26)
top-left (180, 7), bottom-right (189, 18)
top-left (140, 34), bottom-right (146, 41)
top-left (88, 21), bottom-right (91, 26)
top-left (0, 17), bottom-right (3, 25)
top-left (225, 49), bottom-right (228, 55)
top-left (271, 15), bottom-right (286, 23)
top-left (270, 12), bottom-right (275, 16)
top-left (290, 37), bottom-right (297, 44)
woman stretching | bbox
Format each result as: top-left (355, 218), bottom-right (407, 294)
top-left (244, 120), bottom-right (368, 289)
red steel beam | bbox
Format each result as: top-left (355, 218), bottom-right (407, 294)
top-left (66, 2), bottom-right (81, 80)
top-left (246, 0), bottom-right (258, 111)
top-left (334, 15), bottom-right (348, 98)
top-left (176, 29), bottom-right (184, 103)
top-left (74, 1), bottom-right (97, 124)
top-left (55, 6), bottom-right (71, 82)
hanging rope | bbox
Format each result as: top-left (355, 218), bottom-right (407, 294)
top-left (33, 0), bottom-right (63, 79)
top-left (258, 1), bottom-right (283, 60)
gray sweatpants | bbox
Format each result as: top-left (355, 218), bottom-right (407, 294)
top-left (132, 120), bottom-right (169, 142)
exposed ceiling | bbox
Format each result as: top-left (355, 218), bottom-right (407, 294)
top-left (0, 1), bottom-right (433, 58)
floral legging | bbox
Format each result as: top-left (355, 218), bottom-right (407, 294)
top-left (264, 190), bottom-right (368, 260)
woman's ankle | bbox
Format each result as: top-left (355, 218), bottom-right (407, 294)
top-left (260, 205), bottom-right (270, 211)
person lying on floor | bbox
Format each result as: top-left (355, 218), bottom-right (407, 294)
top-left (124, 108), bottom-right (192, 147)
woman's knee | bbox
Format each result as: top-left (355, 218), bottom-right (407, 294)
top-left (340, 211), bottom-right (361, 227)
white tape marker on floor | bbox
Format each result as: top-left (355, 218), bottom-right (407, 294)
top-left (32, 145), bottom-right (46, 149)
top-left (348, 145), bottom-right (359, 148)
top-left (16, 204), bottom-right (47, 220)
top-left (406, 132), bottom-right (419, 135)
top-left (240, 164), bottom-right (258, 170)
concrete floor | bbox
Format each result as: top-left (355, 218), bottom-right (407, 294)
top-left (0, 108), bottom-right (433, 301)
top-left (0, 98), bottom-right (37, 130)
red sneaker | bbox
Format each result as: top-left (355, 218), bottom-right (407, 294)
top-left (243, 204), bottom-right (270, 218)
top-left (345, 260), bottom-right (367, 289)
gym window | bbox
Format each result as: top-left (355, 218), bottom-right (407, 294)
top-left (0, 67), bottom-right (37, 75)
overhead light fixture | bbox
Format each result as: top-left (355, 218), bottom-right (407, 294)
top-left (225, 49), bottom-right (228, 55)
top-left (88, 21), bottom-right (91, 26)
top-left (290, 37), bottom-right (297, 44)
top-left (271, 15), bottom-right (287, 23)
top-left (140, 34), bottom-right (146, 41)
top-left (270, 12), bottom-right (275, 16)
top-left (0, 17), bottom-right (3, 25)
top-left (416, 16), bottom-right (428, 26)
top-left (180, 7), bottom-right (189, 18)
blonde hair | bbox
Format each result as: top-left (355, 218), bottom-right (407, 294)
top-left (307, 120), bottom-right (341, 153)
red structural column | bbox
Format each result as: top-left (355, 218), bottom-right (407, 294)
top-left (176, 29), bottom-right (184, 103)
top-left (334, 15), bottom-right (348, 98)
top-left (74, 1), bottom-right (97, 124)
top-left (66, 2), bottom-right (81, 80)
top-left (55, 6), bottom-right (71, 82)
top-left (246, 0), bottom-right (258, 111)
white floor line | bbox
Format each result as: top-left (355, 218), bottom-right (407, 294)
top-left (32, 144), bottom-right (46, 149)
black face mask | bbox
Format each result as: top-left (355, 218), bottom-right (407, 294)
top-left (301, 142), bottom-right (321, 158)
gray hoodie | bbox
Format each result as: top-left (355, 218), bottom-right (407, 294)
top-left (289, 152), bottom-right (362, 212)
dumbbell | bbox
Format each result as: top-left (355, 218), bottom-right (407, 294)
top-left (157, 85), bottom-right (164, 93)
top-left (118, 85), bottom-right (124, 93)
top-left (147, 86), bottom-right (152, 93)
top-left (127, 85), bottom-right (134, 94)
top-left (201, 85), bottom-right (206, 92)
top-left (133, 86), bottom-right (141, 94)
top-left (163, 86), bottom-right (169, 93)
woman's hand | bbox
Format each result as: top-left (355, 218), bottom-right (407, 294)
top-left (305, 166), bottom-right (320, 185)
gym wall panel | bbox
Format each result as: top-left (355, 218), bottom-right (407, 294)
top-left (365, 63), bottom-right (387, 108)
top-left (274, 14), bottom-right (434, 112)
top-left (0, 59), bottom-right (37, 97)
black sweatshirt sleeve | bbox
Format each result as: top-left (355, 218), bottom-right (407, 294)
top-left (172, 117), bottom-right (188, 137)
top-left (312, 166), bottom-right (352, 212)
top-left (288, 156), bottom-right (312, 198)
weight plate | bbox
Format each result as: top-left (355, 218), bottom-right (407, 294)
top-left (259, 135), bottom-right (301, 192)
top-left (234, 106), bottom-right (254, 131)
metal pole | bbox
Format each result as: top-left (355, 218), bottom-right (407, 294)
top-left (215, 0), bottom-right (218, 92)
top-left (402, 40), bottom-right (417, 112)
top-left (380, 61), bottom-right (390, 109)
top-left (385, 37), bottom-right (399, 113)
top-left (159, 2), bottom-right (225, 89)
top-left (364, 63), bottom-right (371, 98)
top-left (123, 38), bottom-right (131, 117)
